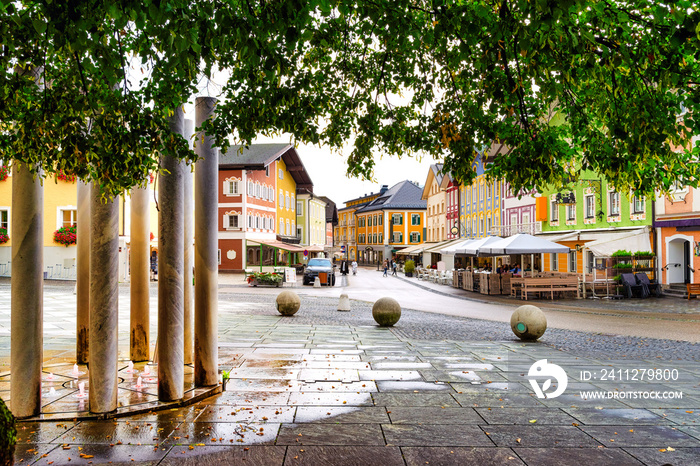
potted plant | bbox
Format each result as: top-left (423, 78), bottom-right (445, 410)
top-left (0, 228), bottom-right (8, 245)
top-left (0, 165), bottom-right (9, 182)
top-left (246, 271), bottom-right (283, 287)
top-left (404, 259), bottom-right (415, 277)
top-left (53, 224), bottom-right (77, 246)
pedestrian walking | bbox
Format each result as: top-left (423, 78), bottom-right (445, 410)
top-left (383, 260), bottom-right (388, 277)
top-left (392, 260), bottom-right (397, 276)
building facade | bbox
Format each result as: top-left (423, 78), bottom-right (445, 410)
top-left (422, 164), bottom-right (446, 243)
top-left (217, 144), bottom-right (312, 272)
top-left (537, 171), bottom-right (652, 274)
top-left (654, 185), bottom-right (700, 285)
top-left (335, 187), bottom-right (386, 261)
top-left (459, 155), bottom-right (504, 239)
top-left (355, 181), bottom-right (426, 263)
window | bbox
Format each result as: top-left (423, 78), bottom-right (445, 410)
top-left (291, 195), bottom-right (295, 210)
top-left (479, 218), bottom-right (484, 236)
top-left (286, 220), bottom-right (290, 236)
top-left (285, 193), bottom-right (290, 210)
top-left (551, 253), bottom-right (558, 271)
top-left (255, 183), bottom-right (260, 198)
top-left (226, 180), bottom-right (239, 195)
top-left (410, 232), bottom-right (421, 243)
top-left (633, 196), bottom-right (645, 213)
top-left (227, 215), bottom-right (239, 229)
top-left (566, 204), bottom-right (576, 221)
top-left (411, 214), bottom-right (421, 225)
top-left (61, 209), bottom-right (77, 228)
top-left (609, 191), bottom-right (620, 215)
top-left (265, 166), bottom-right (270, 177)
top-left (480, 184), bottom-right (484, 201)
top-left (279, 168), bottom-right (284, 179)
top-left (248, 215), bottom-right (253, 228)
top-left (270, 189), bottom-right (274, 204)
top-left (378, 215), bottom-right (382, 225)
top-left (585, 194), bottom-right (595, 218)
top-left (248, 180), bottom-right (254, 196)
top-left (279, 218), bottom-right (284, 233)
top-left (0, 209), bottom-right (8, 230)
top-left (486, 183), bottom-right (492, 199)
top-left (297, 201), bottom-right (303, 215)
top-left (279, 189), bottom-right (284, 208)
top-left (586, 251), bottom-right (594, 274)
top-left (569, 251), bottom-right (577, 272)
top-left (255, 216), bottom-right (260, 229)
top-left (218, 249), bottom-right (221, 265)
top-left (486, 217), bottom-right (492, 235)
top-left (297, 227), bottom-right (302, 238)
top-left (291, 220), bottom-right (295, 232)
top-left (392, 213), bottom-right (402, 225)
top-left (378, 233), bottom-right (383, 243)
top-left (551, 201), bottom-right (559, 222)
top-left (393, 232), bottom-right (402, 243)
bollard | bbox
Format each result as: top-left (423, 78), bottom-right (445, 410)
top-left (338, 293), bottom-right (351, 312)
top-left (313, 277), bottom-right (321, 288)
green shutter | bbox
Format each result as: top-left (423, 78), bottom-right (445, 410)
top-left (417, 233), bottom-right (421, 242)
top-left (400, 215), bottom-right (403, 225)
top-left (399, 232), bottom-right (403, 242)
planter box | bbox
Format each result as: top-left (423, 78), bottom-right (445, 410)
top-left (405, 272), bottom-right (413, 277)
top-left (249, 279), bottom-right (281, 287)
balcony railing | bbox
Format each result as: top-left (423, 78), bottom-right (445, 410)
top-left (490, 221), bottom-right (542, 237)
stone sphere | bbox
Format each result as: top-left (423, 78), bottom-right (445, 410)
top-left (372, 297), bottom-right (401, 327)
top-left (276, 291), bottom-right (301, 316)
top-left (510, 305), bottom-right (547, 341)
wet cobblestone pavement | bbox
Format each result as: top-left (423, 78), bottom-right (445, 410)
top-left (2, 281), bottom-right (700, 465)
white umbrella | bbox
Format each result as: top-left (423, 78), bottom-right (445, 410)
top-left (480, 233), bottom-right (571, 255)
top-left (440, 239), bottom-right (477, 255)
top-left (457, 236), bottom-right (504, 256)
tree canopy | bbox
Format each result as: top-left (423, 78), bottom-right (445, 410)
top-left (1, 0), bottom-right (699, 197)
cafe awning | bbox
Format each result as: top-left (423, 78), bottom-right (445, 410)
top-left (585, 227), bottom-right (651, 257)
top-left (395, 243), bottom-right (428, 255)
top-left (246, 239), bottom-right (307, 253)
top-left (480, 233), bottom-right (571, 255)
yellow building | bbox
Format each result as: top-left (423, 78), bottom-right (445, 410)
top-left (335, 187), bottom-right (386, 261)
top-left (275, 155), bottom-right (299, 239)
top-left (422, 164), bottom-right (446, 242)
top-left (0, 167), bottom-right (160, 280)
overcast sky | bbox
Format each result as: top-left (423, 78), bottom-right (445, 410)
top-left (254, 135), bottom-right (438, 208)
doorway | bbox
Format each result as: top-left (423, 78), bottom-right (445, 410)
top-left (667, 236), bottom-right (691, 284)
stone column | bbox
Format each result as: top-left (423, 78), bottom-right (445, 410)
top-left (89, 185), bottom-right (119, 414)
top-left (194, 97), bottom-right (219, 386)
top-left (10, 163), bottom-right (43, 418)
top-left (183, 119), bottom-right (194, 365)
top-left (158, 107), bottom-right (185, 401)
top-left (76, 180), bottom-right (90, 364)
top-left (130, 186), bottom-right (150, 361)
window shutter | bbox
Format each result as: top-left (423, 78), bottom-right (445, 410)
top-left (417, 233), bottom-right (420, 242)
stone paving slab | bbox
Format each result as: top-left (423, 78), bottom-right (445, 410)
top-left (6, 287), bottom-right (700, 465)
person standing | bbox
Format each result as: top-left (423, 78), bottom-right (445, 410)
top-left (392, 259), bottom-right (398, 276)
top-left (383, 260), bottom-right (388, 277)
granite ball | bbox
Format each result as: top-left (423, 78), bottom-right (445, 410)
top-left (276, 291), bottom-right (301, 316)
top-left (372, 297), bottom-right (401, 327)
top-left (510, 305), bottom-right (547, 341)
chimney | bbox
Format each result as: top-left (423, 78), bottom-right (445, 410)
top-left (380, 184), bottom-right (389, 194)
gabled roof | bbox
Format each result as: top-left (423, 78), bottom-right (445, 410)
top-left (317, 196), bottom-right (339, 225)
top-left (439, 170), bottom-right (456, 190)
top-left (421, 163), bottom-right (444, 199)
top-left (356, 180), bottom-right (426, 213)
top-left (220, 144), bottom-right (313, 192)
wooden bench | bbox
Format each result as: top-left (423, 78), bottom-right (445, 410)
top-left (521, 278), bottom-right (580, 300)
top-left (687, 283), bottom-right (700, 300)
